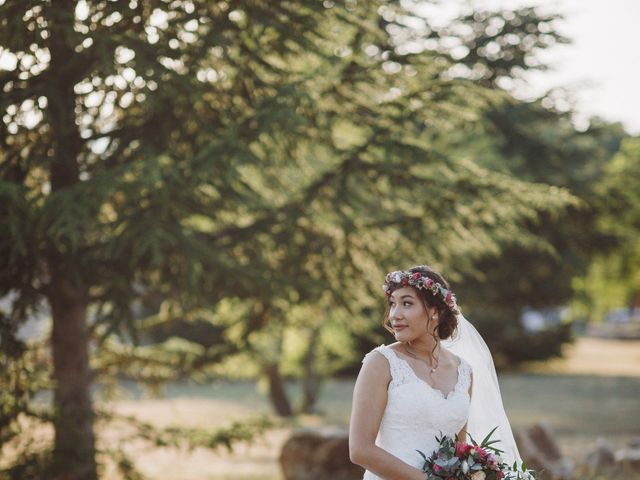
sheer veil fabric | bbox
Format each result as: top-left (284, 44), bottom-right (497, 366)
top-left (441, 314), bottom-right (523, 467)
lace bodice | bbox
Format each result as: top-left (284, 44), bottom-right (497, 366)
top-left (360, 344), bottom-right (472, 480)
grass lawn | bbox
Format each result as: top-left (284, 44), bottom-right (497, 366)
top-left (100, 337), bottom-right (640, 480)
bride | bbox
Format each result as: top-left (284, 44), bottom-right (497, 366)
top-left (349, 265), bottom-right (523, 480)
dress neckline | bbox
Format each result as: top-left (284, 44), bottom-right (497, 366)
top-left (386, 345), bottom-right (463, 400)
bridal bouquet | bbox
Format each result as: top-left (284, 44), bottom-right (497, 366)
top-left (417, 427), bottom-right (536, 480)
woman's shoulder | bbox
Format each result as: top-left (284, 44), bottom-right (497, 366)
top-left (440, 347), bottom-right (470, 370)
top-left (368, 342), bottom-right (406, 359)
top-left (363, 341), bottom-right (406, 352)
top-left (362, 342), bottom-right (406, 368)
top-left (359, 345), bottom-right (393, 384)
top-left (386, 341), bottom-right (403, 351)
top-left (447, 351), bottom-right (473, 382)
top-left (362, 343), bottom-right (390, 362)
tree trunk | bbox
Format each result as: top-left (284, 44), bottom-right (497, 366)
top-left (263, 363), bottom-right (294, 417)
top-left (47, 2), bottom-right (97, 478)
top-left (48, 276), bottom-right (97, 480)
top-left (300, 327), bottom-right (322, 414)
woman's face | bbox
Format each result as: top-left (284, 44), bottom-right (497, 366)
top-left (388, 287), bottom-right (438, 342)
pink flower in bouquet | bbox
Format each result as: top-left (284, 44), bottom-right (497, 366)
top-left (472, 445), bottom-right (488, 460)
top-left (455, 441), bottom-right (472, 458)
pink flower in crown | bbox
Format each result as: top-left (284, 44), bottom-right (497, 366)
top-left (425, 278), bottom-right (434, 288)
top-left (401, 277), bottom-right (409, 286)
top-left (411, 272), bottom-right (422, 280)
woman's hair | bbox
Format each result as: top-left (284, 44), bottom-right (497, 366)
top-left (382, 265), bottom-right (458, 340)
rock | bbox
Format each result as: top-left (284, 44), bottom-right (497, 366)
top-left (279, 427), bottom-right (364, 480)
top-left (514, 422), bottom-right (574, 480)
top-left (615, 447), bottom-right (640, 470)
top-left (514, 429), bottom-right (539, 466)
top-left (585, 437), bottom-right (616, 474)
top-left (528, 423), bottom-right (563, 461)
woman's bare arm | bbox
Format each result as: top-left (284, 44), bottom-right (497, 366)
top-left (349, 351), bottom-right (426, 480)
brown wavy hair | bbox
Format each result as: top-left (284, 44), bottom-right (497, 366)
top-left (382, 265), bottom-right (458, 340)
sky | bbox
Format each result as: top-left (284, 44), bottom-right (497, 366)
top-left (419, 0), bottom-right (640, 134)
top-left (525, 0), bottom-right (640, 134)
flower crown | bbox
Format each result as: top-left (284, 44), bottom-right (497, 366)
top-left (382, 270), bottom-right (461, 315)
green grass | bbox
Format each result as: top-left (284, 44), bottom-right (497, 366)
top-left (500, 373), bottom-right (640, 435)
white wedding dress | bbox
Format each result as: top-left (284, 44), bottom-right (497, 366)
top-left (361, 344), bottom-right (473, 480)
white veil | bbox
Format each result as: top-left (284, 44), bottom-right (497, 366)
top-left (442, 313), bottom-right (522, 467)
